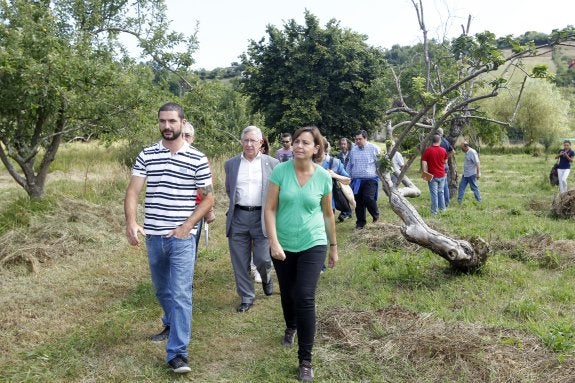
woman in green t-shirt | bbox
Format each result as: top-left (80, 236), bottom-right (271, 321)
top-left (264, 126), bottom-right (338, 382)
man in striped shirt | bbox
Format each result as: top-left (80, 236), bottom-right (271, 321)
top-left (124, 102), bottom-right (214, 373)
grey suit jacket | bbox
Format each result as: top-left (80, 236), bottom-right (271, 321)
top-left (224, 154), bottom-right (279, 238)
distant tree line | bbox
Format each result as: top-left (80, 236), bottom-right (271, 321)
top-left (1, 0), bottom-right (573, 200)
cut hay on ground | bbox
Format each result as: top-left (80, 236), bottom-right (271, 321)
top-left (492, 233), bottom-right (575, 269)
top-left (527, 199), bottom-right (551, 214)
top-left (551, 190), bottom-right (575, 218)
top-left (349, 222), bottom-right (421, 252)
top-left (317, 306), bottom-right (574, 383)
top-left (0, 198), bottom-right (125, 272)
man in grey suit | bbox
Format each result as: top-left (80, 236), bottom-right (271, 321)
top-left (225, 125), bottom-right (279, 313)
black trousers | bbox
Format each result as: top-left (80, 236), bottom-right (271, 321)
top-left (272, 245), bottom-right (326, 363)
top-left (354, 179), bottom-right (379, 227)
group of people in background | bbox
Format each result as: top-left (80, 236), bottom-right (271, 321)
top-left (421, 129), bottom-right (482, 215)
top-left (421, 132), bottom-right (574, 216)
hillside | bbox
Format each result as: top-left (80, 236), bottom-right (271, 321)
top-left (482, 45), bottom-right (575, 86)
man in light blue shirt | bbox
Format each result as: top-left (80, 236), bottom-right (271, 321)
top-left (457, 141), bottom-right (481, 203)
top-left (346, 130), bottom-right (380, 229)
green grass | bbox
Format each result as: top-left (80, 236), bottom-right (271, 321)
top-left (0, 144), bottom-right (574, 382)
top-left (0, 196), bottom-right (57, 236)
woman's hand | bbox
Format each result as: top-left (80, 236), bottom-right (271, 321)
top-left (338, 177), bottom-right (351, 185)
top-left (328, 246), bottom-right (338, 268)
top-left (270, 241), bottom-right (286, 261)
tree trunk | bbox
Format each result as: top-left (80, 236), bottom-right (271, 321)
top-left (445, 116), bottom-right (468, 204)
top-left (380, 170), bottom-right (490, 271)
top-left (0, 103), bottom-right (65, 200)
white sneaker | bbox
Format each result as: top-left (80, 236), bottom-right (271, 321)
top-left (253, 269), bottom-right (262, 283)
top-left (250, 263), bottom-right (262, 283)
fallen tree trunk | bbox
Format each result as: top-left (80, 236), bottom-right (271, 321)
top-left (380, 169), bottom-right (490, 271)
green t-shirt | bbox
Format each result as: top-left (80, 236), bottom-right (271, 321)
top-left (269, 160), bottom-right (332, 252)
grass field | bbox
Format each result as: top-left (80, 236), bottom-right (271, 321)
top-left (0, 142), bottom-right (574, 382)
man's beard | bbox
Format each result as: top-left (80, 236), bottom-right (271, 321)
top-left (162, 129), bottom-right (181, 141)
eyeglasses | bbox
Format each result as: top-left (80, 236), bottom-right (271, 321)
top-left (242, 138), bottom-right (260, 145)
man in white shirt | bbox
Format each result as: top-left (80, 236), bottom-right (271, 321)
top-left (225, 126), bottom-right (279, 312)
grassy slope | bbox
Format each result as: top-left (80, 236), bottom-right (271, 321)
top-left (0, 142), bottom-right (574, 382)
top-left (483, 45), bottom-right (575, 88)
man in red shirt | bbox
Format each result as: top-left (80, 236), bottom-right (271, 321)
top-left (421, 134), bottom-right (448, 215)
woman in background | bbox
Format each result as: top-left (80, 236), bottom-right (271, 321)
top-left (261, 135), bottom-right (270, 155)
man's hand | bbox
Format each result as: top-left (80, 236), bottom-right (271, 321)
top-left (126, 223), bottom-right (145, 246)
top-left (205, 209), bottom-right (216, 224)
top-left (166, 225), bottom-right (192, 240)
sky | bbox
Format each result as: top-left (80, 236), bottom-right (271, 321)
top-left (164, 0), bottom-right (573, 69)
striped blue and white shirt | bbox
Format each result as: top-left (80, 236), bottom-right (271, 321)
top-left (132, 141), bottom-right (212, 235)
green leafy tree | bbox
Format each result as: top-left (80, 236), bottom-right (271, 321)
top-left (240, 11), bottom-right (389, 140)
top-left (0, 0), bottom-right (196, 199)
top-left (480, 78), bottom-right (571, 154)
top-left (183, 80), bottom-right (265, 158)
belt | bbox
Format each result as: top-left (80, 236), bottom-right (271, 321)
top-left (235, 204), bottom-right (262, 211)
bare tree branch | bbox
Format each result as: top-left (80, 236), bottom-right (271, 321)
top-left (510, 76), bottom-right (528, 122)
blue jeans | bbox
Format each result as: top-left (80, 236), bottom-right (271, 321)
top-left (457, 175), bottom-right (481, 202)
top-left (428, 176), bottom-right (446, 214)
top-left (146, 234), bottom-right (196, 362)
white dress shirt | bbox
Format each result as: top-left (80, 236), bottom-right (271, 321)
top-left (235, 153), bottom-right (263, 206)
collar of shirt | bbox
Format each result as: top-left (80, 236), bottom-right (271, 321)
top-left (159, 140), bottom-right (189, 155)
top-left (241, 152), bottom-right (262, 162)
